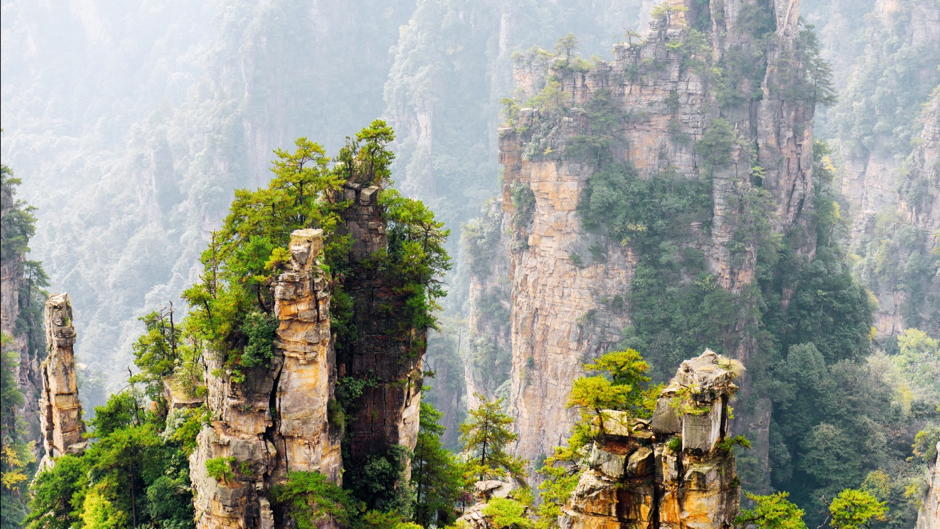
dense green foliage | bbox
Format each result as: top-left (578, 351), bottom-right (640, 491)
top-left (26, 390), bottom-right (195, 529)
top-left (411, 400), bottom-right (464, 527)
top-left (483, 497), bottom-right (533, 528)
top-left (180, 134), bottom-right (346, 382)
top-left (736, 487), bottom-right (889, 529)
top-left (460, 394), bottom-right (527, 483)
top-left (1, 163), bottom-right (37, 261)
top-left (833, 3), bottom-right (940, 158)
top-left (567, 349), bottom-right (658, 438)
top-left (737, 491), bottom-right (808, 529)
top-left (1, 162), bottom-right (47, 528)
top-left (270, 470), bottom-right (418, 529)
top-left (1, 334), bottom-right (36, 529)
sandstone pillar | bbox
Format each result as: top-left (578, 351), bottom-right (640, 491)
top-left (190, 229), bottom-right (340, 529)
top-left (38, 293), bottom-right (85, 468)
top-left (562, 350), bottom-right (741, 529)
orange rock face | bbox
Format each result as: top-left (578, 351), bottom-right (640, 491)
top-left (191, 230), bottom-right (342, 529)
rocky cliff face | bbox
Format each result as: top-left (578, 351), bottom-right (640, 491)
top-left (463, 198), bottom-right (514, 406)
top-left (476, 0), bottom-right (818, 477)
top-left (0, 183), bottom-right (44, 449)
top-left (917, 443), bottom-right (940, 529)
top-left (562, 351), bottom-right (740, 528)
top-left (839, 0), bottom-right (940, 239)
top-left (892, 91), bottom-right (940, 334)
top-left (835, 0), bottom-right (940, 336)
top-left (190, 229), bottom-right (341, 529)
top-left (337, 183), bottom-right (424, 467)
top-left (854, 88), bottom-right (940, 336)
top-left (38, 293), bottom-right (85, 468)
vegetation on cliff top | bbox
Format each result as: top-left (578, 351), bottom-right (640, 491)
top-left (1, 160), bottom-right (47, 529)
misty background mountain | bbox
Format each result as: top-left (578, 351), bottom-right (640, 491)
top-left (2, 0), bottom-right (938, 446)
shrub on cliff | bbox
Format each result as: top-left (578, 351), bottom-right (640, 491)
top-left (536, 349), bottom-right (660, 528)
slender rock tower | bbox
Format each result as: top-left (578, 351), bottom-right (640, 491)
top-left (38, 293), bottom-right (85, 469)
top-left (189, 229), bottom-right (342, 529)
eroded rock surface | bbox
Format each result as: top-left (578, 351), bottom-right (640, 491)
top-left (190, 229), bottom-right (341, 529)
top-left (562, 350), bottom-right (740, 529)
top-left (337, 183), bottom-right (424, 468)
top-left (482, 0), bottom-right (815, 476)
top-left (38, 293), bottom-right (85, 468)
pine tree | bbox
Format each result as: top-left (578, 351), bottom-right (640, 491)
top-left (410, 401), bottom-right (464, 527)
top-left (459, 394), bottom-right (526, 483)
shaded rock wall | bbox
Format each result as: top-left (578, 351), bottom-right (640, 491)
top-left (463, 198), bottom-right (514, 407)
top-left (338, 183), bottom-right (424, 465)
top-left (190, 229), bottom-right (341, 529)
top-left (38, 293), bottom-right (85, 467)
top-left (562, 351), bottom-right (740, 529)
top-left (482, 0), bottom-right (816, 476)
top-left (917, 443), bottom-right (940, 529)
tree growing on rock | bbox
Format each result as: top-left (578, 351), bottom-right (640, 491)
top-left (567, 349), bottom-right (659, 441)
top-left (460, 394), bottom-right (527, 483)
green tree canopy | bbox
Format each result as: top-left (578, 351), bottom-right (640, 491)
top-left (411, 400), bottom-right (464, 527)
top-left (460, 394), bottom-right (527, 482)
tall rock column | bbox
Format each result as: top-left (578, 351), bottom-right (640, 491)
top-left (38, 293), bottom-right (85, 467)
top-left (475, 1), bottom-right (819, 486)
top-left (337, 182), bottom-right (424, 466)
top-left (190, 229), bottom-right (341, 529)
top-left (562, 350), bottom-right (741, 529)
top-left (272, 229), bottom-right (343, 482)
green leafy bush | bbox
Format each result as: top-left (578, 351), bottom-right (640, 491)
top-left (205, 457), bottom-right (236, 483)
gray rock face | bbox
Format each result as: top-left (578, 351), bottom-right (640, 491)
top-left (38, 293), bottom-right (85, 469)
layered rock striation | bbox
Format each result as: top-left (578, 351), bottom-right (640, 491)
top-left (562, 350), bottom-right (741, 528)
top-left (190, 229), bottom-right (341, 529)
top-left (38, 293), bottom-right (85, 467)
top-left (336, 182), bottom-right (424, 467)
top-left (478, 0), bottom-right (819, 474)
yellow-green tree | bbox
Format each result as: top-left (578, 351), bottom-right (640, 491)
top-left (460, 394), bottom-right (527, 482)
